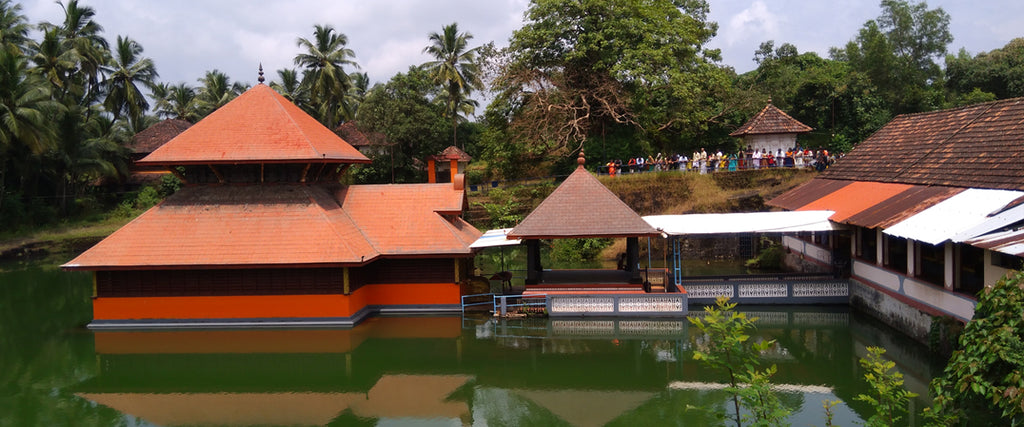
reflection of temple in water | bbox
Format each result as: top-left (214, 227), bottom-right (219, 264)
top-left (74, 313), bottom-right (938, 426)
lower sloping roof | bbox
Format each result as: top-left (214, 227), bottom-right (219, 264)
top-left (770, 177), bottom-right (1024, 249)
top-left (883, 188), bottom-right (1024, 245)
top-left (795, 181), bottom-right (913, 223)
top-left (966, 229), bottom-right (1024, 257)
top-left (64, 183), bottom-right (479, 270)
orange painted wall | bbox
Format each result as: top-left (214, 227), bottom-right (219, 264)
top-left (93, 282), bottom-right (461, 321)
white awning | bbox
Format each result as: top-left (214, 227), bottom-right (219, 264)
top-left (965, 228), bottom-right (1024, 257)
top-left (883, 188), bottom-right (1024, 245)
top-left (469, 228), bottom-right (523, 249)
top-left (643, 211), bottom-right (839, 236)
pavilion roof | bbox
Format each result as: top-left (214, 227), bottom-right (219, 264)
top-left (508, 152), bottom-right (659, 239)
top-left (729, 102), bottom-right (812, 137)
top-left (138, 84), bottom-right (370, 166)
top-left (63, 181), bottom-right (478, 270)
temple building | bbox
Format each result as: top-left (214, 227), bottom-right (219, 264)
top-left (769, 97), bottom-right (1024, 341)
top-left (730, 101), bottom-right (813, 153)
top-left (63, 78), bottom-right (480, 328)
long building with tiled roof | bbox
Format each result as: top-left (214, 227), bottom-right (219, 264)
top-left (64, 82), bottom-right (480, 328)
top-left (767, 97), bottom-right (1024, 341)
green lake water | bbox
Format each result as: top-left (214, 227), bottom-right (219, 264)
top-left (0, 263), bottom-right (946, 426)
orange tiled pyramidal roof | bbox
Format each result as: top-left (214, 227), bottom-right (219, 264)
top-left (730, 102), bottom-right (812, 137)
top-left (508, 151), bottom-right (659, 239)
top-left (138, 84), bottom-right (370, 165)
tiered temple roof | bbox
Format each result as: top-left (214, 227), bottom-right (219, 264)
top-left (65, 82), bottom-right (478, 270)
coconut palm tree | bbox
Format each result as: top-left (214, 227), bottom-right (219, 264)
top-left (0, 0), bottom-right (30, 54)
top-left (294, 24), bottom-right (358, 128)
top-left (195, 69), bottom-right (245, 117)
top-left (0, 49), bottom-right (60, 214)
top-left (270, 68), bottom-right (309, 107)
top-left (0, 50), bottom-right (58, 154)
top-left (342, 71), bottom-right (369, 121)
top-left (102, 35), bottom-right (157, 123)
top-left (152, 82), bottom-right (199, 122)
top-left (422, 22), bottom-right (482, 149)
top-left (26, 28), bottom-right (78, 97)
top-left (40, 0), bottom-right (109, 98)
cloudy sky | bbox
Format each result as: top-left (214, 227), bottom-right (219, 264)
top-left (19, 0), bottom-right (1024, 89)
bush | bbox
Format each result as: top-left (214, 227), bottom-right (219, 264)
top-left (549, 238), bottom-right (612, 264)
top-left (927, 270), bottom-right (1024, 425)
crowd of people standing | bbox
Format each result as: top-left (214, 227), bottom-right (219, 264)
top-left (603, 147), bottom-right (840, 176)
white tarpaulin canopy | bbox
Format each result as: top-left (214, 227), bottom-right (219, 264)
top-left (883, 188), bottom-right (1024, 245)
top-left (469, 228), bottom-right (523, 249)
top-left (643, 210), bottom-right (839, 236)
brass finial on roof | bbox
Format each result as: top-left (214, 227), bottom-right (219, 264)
top-left (577, 149), bottom-right (585, 167)
top-left (258, 63), bottom-right (265, 84)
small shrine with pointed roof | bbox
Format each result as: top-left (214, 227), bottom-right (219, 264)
top-left (64, 71), bottom-right (480, 328)
top-left (508, 150), bottom-right (659, 285)
top-left (730, 101), bottom-right (813, 154)
top-left (427, 146), bottom-right (473, 184)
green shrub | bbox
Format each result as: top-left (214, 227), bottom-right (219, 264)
top-left (549, 238), bottom-right (612, 264)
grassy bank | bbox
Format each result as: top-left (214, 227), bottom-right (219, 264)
top-left (467, 167), bottom-right (818, 229)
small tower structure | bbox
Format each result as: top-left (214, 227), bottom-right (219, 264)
top-left (730, 101), bottom-right (812, 153)
top-left (427, 146), bottom-right (472, 183)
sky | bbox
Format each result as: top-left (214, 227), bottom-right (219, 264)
top-left (18, 0), bottom-right (1024, 90)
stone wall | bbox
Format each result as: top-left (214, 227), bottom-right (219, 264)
top-left (849, 280), bottom-right (934, 344)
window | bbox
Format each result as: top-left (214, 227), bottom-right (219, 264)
top-left (992, 251), bottom-right (1023, 270)
top-left (858, 228), bottom-right (877, 264)
top-left (885, 235), bottom-right (907, 273)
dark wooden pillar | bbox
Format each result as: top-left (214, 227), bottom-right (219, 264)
top-left (526, 239), bottom-right (541, 284)
top-left (626, 237), bottom-right (641, 283)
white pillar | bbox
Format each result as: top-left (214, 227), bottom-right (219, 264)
top-left (876, 229), bottom-right (885, 267)
top-left (944, 242), bottom-right (954, 291)
top-left (906, 239), bottom-right (916, 277)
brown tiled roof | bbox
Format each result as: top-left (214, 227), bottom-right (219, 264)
top-left (335, 121), bottom-right (391, 148)
top-left (821, 97), bottom-right (1024, 190)
top-left (508, 156), bottom-right (659, 239)
top-left (138, 84), bottom-right (370, 166)
top-left (430, 146), bottom-right (472, 162)
top-left (730, 103), bottom-right (812, 137)
top-left (129, 119), bottom-right (191, 154)
top-left (63, 182), bottom-right (479, 270)
top-left (842, 185), bottom-right (965, 229)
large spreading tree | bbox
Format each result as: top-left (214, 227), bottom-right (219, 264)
top-left (483, 0), bottom-right (733, 174)
top-left (830, 0), bottom-right (952, 114)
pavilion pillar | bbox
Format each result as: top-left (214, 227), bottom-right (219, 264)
top-left (944, 242), bottom-right (954, 291)
top-left (906, 239), bottom-right (916, 277)
top-left (526, 239), bottom-right (541, 284)
top-left (427, 158), bottom-right (436, 183)
top-left (626, 237), bottom-right (641, 283)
